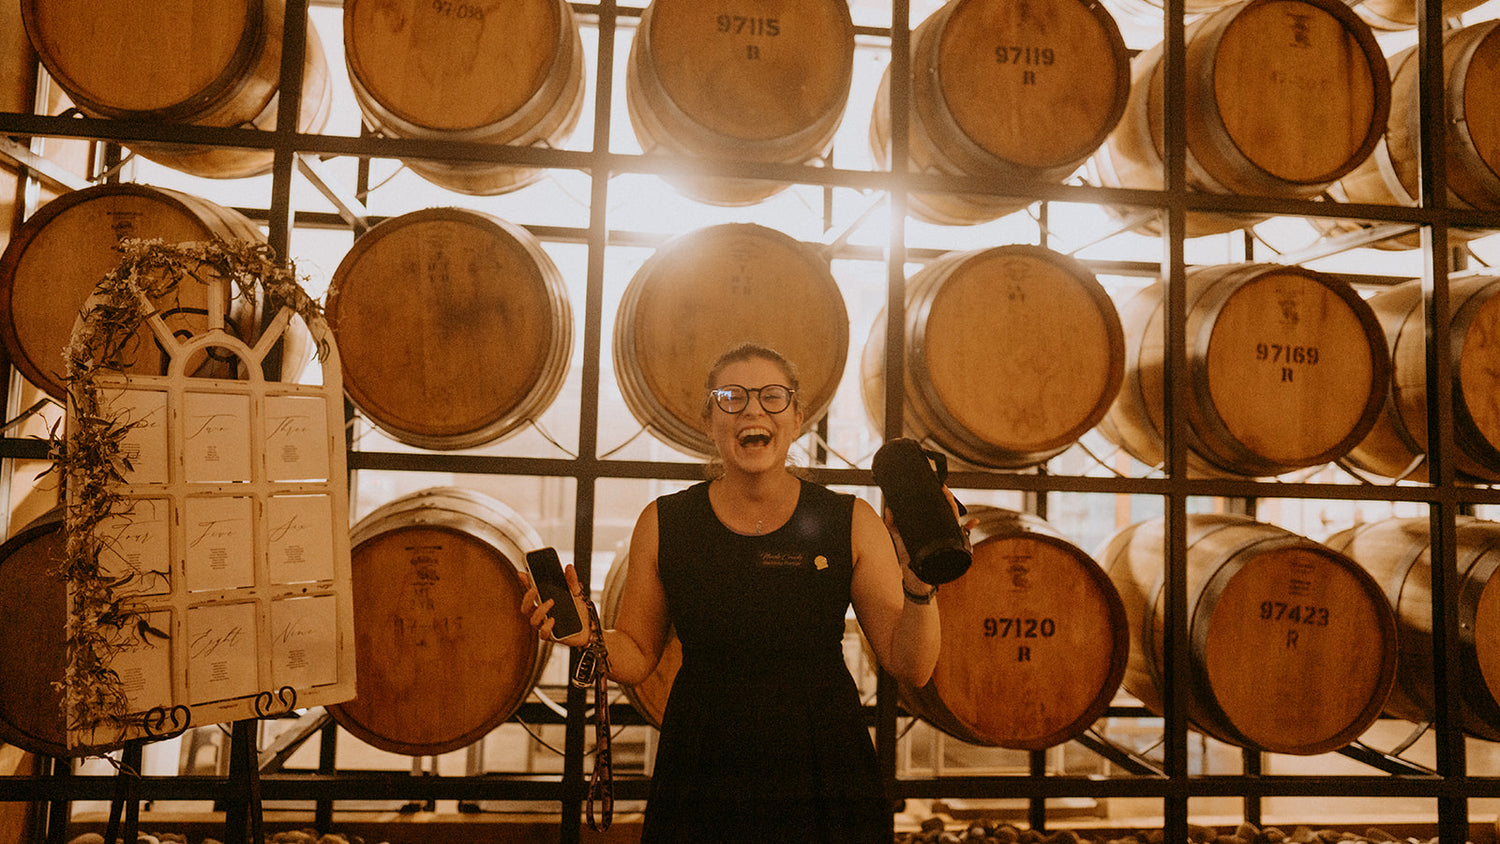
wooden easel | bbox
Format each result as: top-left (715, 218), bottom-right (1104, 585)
top-left (61, 243), bottom-right (353, 844)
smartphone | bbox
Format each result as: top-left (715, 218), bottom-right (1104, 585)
top-left (525, 546), bottom-right (584, 639)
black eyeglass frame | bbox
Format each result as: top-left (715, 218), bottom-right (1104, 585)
top-left (708, 384), bottom-right (797, 414)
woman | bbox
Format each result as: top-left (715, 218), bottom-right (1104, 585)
top-left (522, 343), bottom-right (951, 842)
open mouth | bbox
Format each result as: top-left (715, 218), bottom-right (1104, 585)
top-left (738, 429), bottom-right (772, 448)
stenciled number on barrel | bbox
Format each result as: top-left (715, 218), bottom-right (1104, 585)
top-left (1260, 600), bottom-right (1332, 626)
top-left (717, 14), bottom-right (780, 58)
top-left (983, 616), bottom-right (1057, 662)
top-left (1255, 342), bottom-right (1321, 382)
top-left (431, 0), bottom-right (485, 20)
top-left (1260, 599), bottom-right (1332, 650)
top-left (995, 45), bottom-right (1056, 86)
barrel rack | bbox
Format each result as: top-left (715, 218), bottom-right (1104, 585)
top-left (4, 1), bottom-right (1500, 843)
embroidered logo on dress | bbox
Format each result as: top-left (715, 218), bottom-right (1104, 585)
top-left (758, 551), bottom-right (805, 568)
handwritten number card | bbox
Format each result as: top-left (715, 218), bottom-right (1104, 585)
top-left (183, 496), bottom-right (256, 593)
top-left (96, 498), bottom-right (172, 598)
top-left (271, 595), bottom-right (339, 689)
top-left (101, 388), bottom-right (169, 485)
top-left (183, 391), bottom-right (252, 483)
top-left (265, 395), bottom-right (330, 481)
top-left (187, 603), bottom-right (260, 705)
top-left (268, 494), bottom-right (336, 584)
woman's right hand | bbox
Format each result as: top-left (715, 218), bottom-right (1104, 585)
top-left (519, 562), bottom-right (593, 649)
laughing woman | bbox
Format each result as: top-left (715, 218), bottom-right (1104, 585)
top-left (522, 342), bottom-right (952, 843)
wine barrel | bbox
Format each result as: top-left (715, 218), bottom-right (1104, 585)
top-left (902, 506), bottom-right (1128, 750)
top-left (600, 544), bottom-right (683, 730)
top-left (0, 184), bottom-right (281, 400)
top-left (1319, 20), bottom-right (1500, 250)
top-left (326, 208), bottom-right (573, 450)
top-left (1102, 513), bottom-right (1398, 755)
top-left (1096, 0), bottom-right (1238, 23)
top-left (1344, 276), bottom-right (1500, 483)
top-left (328, 488), bottom-right (550, 756)
top-left (0, 509), bottom-right (97, 758)
top-left (1351, 0), bottom-right (1490, 30)
top-left (1098, 263), bottom-right (1390, 478)
top-left (0, 156), bottom-right (18, 254)
top-left (871, 0), bottom-right (1129, 226)
top-left (612, 223), bottom-right (848, 457)
top-left (1, 1), bottom-right (36, 263)
top-left (626, 0), bottom-right (855, 205)
top-left (860, 245), bottom-right (1124, 469)
top-left (1380, 15), bottom-right (1500, 212)
top-left (5, 377), bottom-right (62, 537)
top-left (1092, 0), bottom-right (1389, 237)
top-left (0, 744), bottom-right (40, 844)
top-left (21, 0), bottom-right (331, 179)
top-left (1326, 516), bottom-right (1500, 740)
top-left (344, 0), bottom-right (585, 196)
top-left (2, 4), bottom-right (91, 219)
top-left (1, 0), bottom-right (36, 116)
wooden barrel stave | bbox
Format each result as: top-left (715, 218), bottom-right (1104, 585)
top-left (1326, 516), bottom-right (1500, 741)
top-left (21, 0), bottom-right (271, 122)
top-left (0, 509), bottom-right (100, 758)
top-left (0, 184), bottom-right (292, 399)
top-left (600, 544), bottom-right (683, 730)
top-left (1093, 0), bottom-right (1389, 237)
top-left (901, 506), bottom-right (1128, 749)
top-left (344, 0), bottom-right (585, 196)
top-left (1102, 513), bottom-right (1398, 755)
top-left (1, 0), bottom-right (38, 116)
top-left (1099, 263), bottom-right (1390, 478)
top-left (1089, 39), bottom-right (1260, 237)
top-left (872, 0), bottom-right (1129, 226)
top-left (326, 208), bottom-right (573, 450)
top-left (0, 743), bottom-right (41, 843)
top-left (1351, 0), bottom-right (1491, 30)
top-left (136, 19), bottom-right (333, 180)
top-left (21, 0), bottom-right (331, 179)
top-left (1344, 276), bottom-right (1500, 483)
top-left (1319, 21), bottom-right (1500, 249)
top-left (625, 0), bottom-right (855, 206)
top-left (861, 245), bottom-right (1124, 469)
top-left (1097, 0), bottom-right (1244, 21)
top-left (611, 223), bottom-right (848, 458)
top-left (328, 488), bottom-right (549, 756)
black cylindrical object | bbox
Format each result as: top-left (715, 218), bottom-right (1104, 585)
top-left (872, 438), bottom-right (972, 585)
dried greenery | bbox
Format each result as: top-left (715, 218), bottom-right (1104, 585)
top-left (52, 237), bottom-right (323, 747)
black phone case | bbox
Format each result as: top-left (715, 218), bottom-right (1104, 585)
top-left (526, 547), bottom-right (585, 639)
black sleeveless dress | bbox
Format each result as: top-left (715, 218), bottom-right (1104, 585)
top-left (641, 479), bottom-right (890, 843)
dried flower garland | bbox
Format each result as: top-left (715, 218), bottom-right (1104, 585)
top-left (52, 237), bottom-right (323, 746)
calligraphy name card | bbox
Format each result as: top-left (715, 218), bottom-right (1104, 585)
top-left (187, 602), bottom-right (259, 705)
top-left (184, 496), bottom-right (255, 593)
top-left (184, 392), bottom-right (251, 483)
top-left (265, 394), bottom-right (330, 481)
top-left (101, 388), bottom-right (169, 485)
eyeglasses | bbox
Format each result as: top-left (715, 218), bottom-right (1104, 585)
top-left (709, 384), bottom-right (795, 414)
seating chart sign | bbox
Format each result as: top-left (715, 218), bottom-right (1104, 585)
top-left (62, 249), bottom-right (354, 751)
